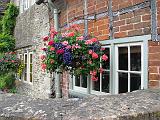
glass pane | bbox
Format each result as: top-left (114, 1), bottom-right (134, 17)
top-left (130, 73), bottom-right (141, 92)
top-left (102, 48), bottom-right (110, 70)
top-left (25, 54), bottom-right (27, 63)
top-left (118, 47), bottom-right (128, 70)
top-left (75, 76), bottom-right (80, 86)
top-left (102, 71), bottom-right (110, 93)
top-left (92, 74), bottom-right (100, 91)
top-left (30, 54), bottom-right (32, 63)
top-left (81, 75), bottom-right (87, 88)
top-left (130, 46), bottom-right (141, 71)
top-left (30, 73), bottom-right (32, 82)
top-left (30, 64), bottom-right (32, 72)
top-left (119, 72), bottom-right (128, 93)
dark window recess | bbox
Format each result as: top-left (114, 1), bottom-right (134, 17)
top-left (130, 46), bottom-right (141, 71)
top-left (75, 76), bottom-right (80, 86)
top-left (102, 71), bottom-right (110, 93)
top-left (102, 48), bottom-right (110, 70)
top-left (81, 75), bottom-right (87, 88)
top-left (130, 73), bottom-right (141, 92)
top-left (118, 47), bottom-right (128, 70)
top-left (119, 72), bottom-right (128, 93)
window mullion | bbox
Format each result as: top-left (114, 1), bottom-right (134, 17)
top-left (128, 45), bottom-right (130, 92)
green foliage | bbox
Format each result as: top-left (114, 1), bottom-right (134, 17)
top-left (0, 34), bottom-right (15, 52)
top-left (0, 52), bottom-right (19, 74)
top-left (0, 72), bottom-right (15, 90)
top-left (2, 3), bottom-right (19, 35)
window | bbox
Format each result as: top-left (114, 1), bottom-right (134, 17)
top-left (29, 53), bottom-right (33, 82)
top-left (19, 0), bottom-right (35, 13)
top-left (115, 43), bottom-right (143, 93)
top-left (23, 52), bottom-right (33, 83)
top-left (91, 47), bottom-right (110, 94)
top-left (70, 35), bottom-right (149, 96)
top-left (24, 53), bottom-right (27, 81)
top-left (19, 54), bottom-right (23, 80)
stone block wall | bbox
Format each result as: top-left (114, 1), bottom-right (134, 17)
top-left (14, 4), bottom-right (52, 99)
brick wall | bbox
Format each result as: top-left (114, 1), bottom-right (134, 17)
top-left (148, 41), bottom-right (160, 88)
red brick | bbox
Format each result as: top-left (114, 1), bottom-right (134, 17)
top-left (126, 16), bottom-right (141, 24)
top-left (114, 32), bottom-right (127, 38)
top-left (113, 27), bottom-right (119, 32)
top-left (133, 0), bottom-right (145, 5)
top-left (128, 29), bottom-right (143, 37)
top-left (149, 67), bottom-right (159, 73)
top-left (119, 13), bottom-right (134, 20)
top-left (120, 24), bottom-right (133, 32)
top-left (149, 46), bottom-right (160, 53)
top-left (119, 1), bottom-right (132, 10)
top-left (149, 61), bottom-right (160, 66)
top-left (149, 41), bottom-right (159, 46)
top-left (149, 74), bottom-right (160, 80)
top-left (113, 20), bottom-right (125, 27)
top-left (142, 14), bottom-right (151, 21)
top-left (149, 80), bottom-right (160, 88)
top-left (149, 53), bottom-right (160, 60)
top-left (134, 8), bottom-right (150, 16)
top-left (134, 22), bottom-right (151, 29)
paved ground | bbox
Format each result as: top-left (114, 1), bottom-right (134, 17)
top-left (0, 89), bottom-right (160, 120)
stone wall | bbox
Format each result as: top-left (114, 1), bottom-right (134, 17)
top-left (0, 89), bottom-right (160, 120)
top-left (14, 4), bottom-right (52, 99)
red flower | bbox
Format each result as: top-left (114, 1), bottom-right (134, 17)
top-left (41, 63), bottom-right (47, 71)
top-left (90, 70), bottom-right (97, 76)
top-left (40, 55), bottom-right (46, 60)
top-left (41, 47), bottom-right (47, 51)
top-left (100, 47), bottom-right (105, 51)
top-left (56, 49), bottom-right (64, 54)
top-left (62, 41), bottom-right (68, 46)
top-left (50, 47), bottom-right (55, 51)
top-left (42, 35), bottom-right (49, 41)
top-left (92, 52), bottom-right (98, 59)
top-left (85, 40), bottom-right (93, 45)
top-left (90, 38), bottom-right (97, 42)
top-left (91, 76), bottom-right (98, 81)
top-left (11, 60), bottom-right (15, 63)
top-left (99, 67), bottom-right (104, 73)
top-left (48, 40), bottom-right (54, 46)
top-left (102, 54), bottom-right (108, 61)
top-left (76, 36), bottom-right (84, 40)
top-left (67, 32), bottom-right (74, 37)
top-left (88, 50), bottom-right (93, 54)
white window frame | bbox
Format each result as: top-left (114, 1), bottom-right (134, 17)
top-left (23, 51), bottom-right (33, 84)
top-left (90, 46), bottom-right (111, 95)
top-left (70, 35), bottom-right (150, 96)
top-left (72, 75), bottom-right (88, 94)
top-left (115, 42), bottom-right (143, 94)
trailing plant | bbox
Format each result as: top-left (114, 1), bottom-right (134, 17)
top-left (2, 3), bottom-right (19, 35)
top-left (0, 72), bottom-right (16, 91)
top-left (0, 34), bottom-right (15, 53)
top-left (41, 24), bottom-right (108, 81)
top-left (0, 52), bottom-right (20, 74)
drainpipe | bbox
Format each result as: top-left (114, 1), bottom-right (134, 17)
top-left (48, 0), bottom-right (61, 98)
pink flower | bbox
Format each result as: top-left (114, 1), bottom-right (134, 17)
top-left (50, 47), bottom-right (55, 51)
top-left (92, 52), bottom-right (98, 59)
top-left (91, 76), bottom-right (98, 81)
top-left (100, 47), bottom-right (105, 51)
top-left (41, 47), bottom-right (47, 51)
top-left (62, 33), bottom-right (68, 37)
top-left (75, 44), bottom-right (81, 49)
top-left (90, 70), bottom-right (97, 76)
top-left (85, 40), bottom-right (93, 45)
top-left (67, 32), bottom-right (74, 37)
top-left (56, 49), bottom-right (64, 54)
top-left (66, 45), bottom-right (71, 49)
top-left (50, 33), bottom-right (55, 39)
top-left (42, 35), bottom-right (49, 41)
top-left (62, 41), bottom-right (68, 46)
top-left (41, 63), bottom-right (47, 71)
top-left (102, 54), bottom-right (108, 61)
top-left (40, 55), bottom-right (46, 60)
top-left (11, 60), bottom-right (15, 63)
top-left (90, 38), bottom-right (97, 42)
top-left (88, 60), bottom-right (92, 64)
top-left (48, 40), bottom-right (54, 46)
top-left (99, 67), bottom-right (104, 73)
top-left (76, 36), bottom-right (84, 40)
top-left (88, 50), bottom-right (93, 54)
top-left (50, 59), bottom-right (54, 64)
